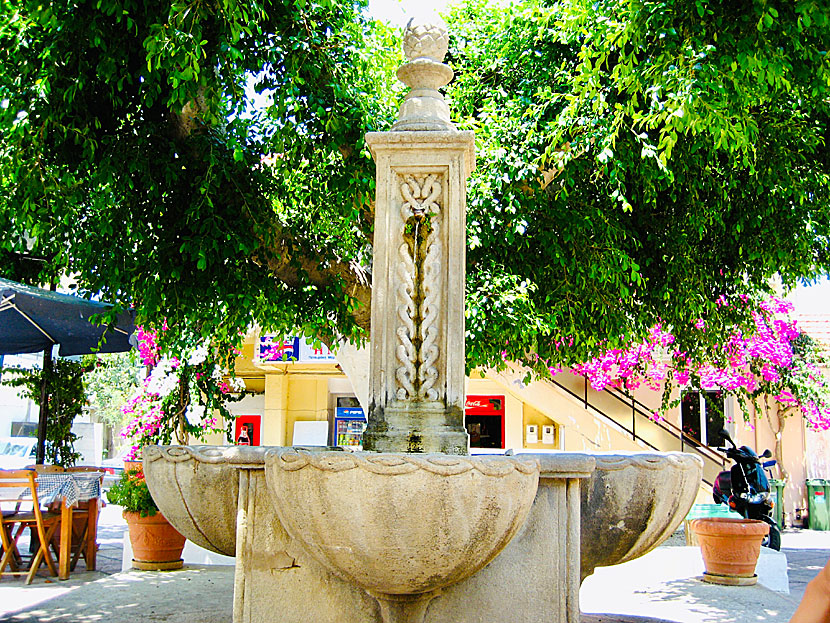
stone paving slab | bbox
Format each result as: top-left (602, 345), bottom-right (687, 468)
top-left (580, 546), bottom-right (802, 623)
top-left (583, 617), bottom-right (680, 623)
top-left (0, 566), bottom-right (234, 623)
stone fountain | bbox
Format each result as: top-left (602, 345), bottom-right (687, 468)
top-left (143, 18), bottom-right (702, 623)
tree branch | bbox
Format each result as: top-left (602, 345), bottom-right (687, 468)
top-left (254, 237), bottom-right (372, 332)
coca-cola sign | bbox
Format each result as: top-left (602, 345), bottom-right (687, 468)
top-left (465, 395), bottom-right (504, 415)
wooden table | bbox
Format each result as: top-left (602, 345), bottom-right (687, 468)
top-left (36, 472), bottom-right (103, 580)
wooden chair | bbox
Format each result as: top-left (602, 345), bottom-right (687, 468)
top-left (0, 511), bottom-right (21, 572)
top-left (64, 467), bottom-right (104, 571)
top-left (31, 465), bottom-right (65, 474)
top-left (0, 470), bottom-right (61, 584)
top-left (24, 465), bottom-right (67, 564)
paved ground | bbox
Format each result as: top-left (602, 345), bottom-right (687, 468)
top-left (0, 507), bottom-right (828, 623)
top-left (580, 529), bottom-right (830, 623)
top-left (777, 530), bottom-right (830, 604)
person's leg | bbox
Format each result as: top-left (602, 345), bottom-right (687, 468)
top-left (790, 557), bottom-right (830, 623)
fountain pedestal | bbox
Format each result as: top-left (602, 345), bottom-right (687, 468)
top-left (361, 130), bottom-right (475, 455)
top-left (362, 18), bottom-right (475, 455)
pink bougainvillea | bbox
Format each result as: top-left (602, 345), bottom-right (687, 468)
top-left (134, 326), bottom-right (160, 367)
top-left (555, 297), bottom-right (830, 431)
top-left (120, 326), bottom-right (244, 459)
top-left (571, 323), bottom-right (676, 393)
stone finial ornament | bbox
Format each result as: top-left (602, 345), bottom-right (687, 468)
top-left (402, 19), bottom-right (449, 62)
top-left (391, 17), bottom-right (456, 132)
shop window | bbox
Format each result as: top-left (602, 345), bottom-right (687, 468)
top-left (681, 390), bottom-right (725, 447)
top-left (465, 395), bottom-right (505, 449)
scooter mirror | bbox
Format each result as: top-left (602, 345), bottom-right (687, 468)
top-left (719, 428), bottom-right (735, 446)
top-left (762, 449), bottom-right (772, 458)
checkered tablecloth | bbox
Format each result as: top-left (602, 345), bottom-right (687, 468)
top-left (35, 472), bottom-right (104, 507)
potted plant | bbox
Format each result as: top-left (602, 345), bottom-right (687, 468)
top-left (112, 326), bottom-right (247, 570)
top-left (689, 517), bottom-right (769, 585)
top-left (106, 466), bottom-right (186, 570)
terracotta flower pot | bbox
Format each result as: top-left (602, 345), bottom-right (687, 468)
top-left (123, 511), bottom-right (186, 570)
top-left (690, 517), bottom-right (769, 585)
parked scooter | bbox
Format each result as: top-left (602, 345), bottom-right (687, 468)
top-left (712, 428), bottom-right (781, 550)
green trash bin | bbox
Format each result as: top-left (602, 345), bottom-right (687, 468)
top-left (770, 479), bottom-right (785, 529)
top-left (683, 503), bottom-right (743, 545)
top-left (807, 479), bottom-right (830, 530)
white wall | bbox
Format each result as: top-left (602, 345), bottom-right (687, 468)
top-left (224, 393), bottom-right (266, 418)
top-left (73, 421), bottom-right (104, 465)
top-left (1, 354), bottom-right (102, 464)
top-left (0, 353), bottom-right (41, 437)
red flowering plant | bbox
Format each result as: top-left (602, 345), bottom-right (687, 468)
top-left (106, 465), bottom-right (158, 516)
top-left (120, 326), bottom-right (247, 460)
top-left (552, 296), bottom-right (829, 480)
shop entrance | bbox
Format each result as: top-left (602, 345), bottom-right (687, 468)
top-left (465, 395), bottom-right (505, 449)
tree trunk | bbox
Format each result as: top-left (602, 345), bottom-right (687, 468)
top-left (764, 398), bottom-right (791, 484)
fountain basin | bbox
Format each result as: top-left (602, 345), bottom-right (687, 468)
top-left (578, 451), bottom-right (703, 580)
top-left (264, 448), bottom-right (540, 595)
top-left (143, 445), bottom-right (272, 556)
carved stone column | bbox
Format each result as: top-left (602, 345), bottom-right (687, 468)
top-left (363, 18), bottom-right (475, 455)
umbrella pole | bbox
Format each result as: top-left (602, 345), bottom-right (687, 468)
top-left (35, 347), bottom-right (52, 465)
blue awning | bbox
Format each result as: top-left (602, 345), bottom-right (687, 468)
top-left (0, 277), bottom-right (135, 356)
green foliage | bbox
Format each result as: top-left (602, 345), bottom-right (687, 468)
top-left (0, 359), bottom-right (88, 466)
top-left (0, 0), bottom-right (828, 373)
top-left (0, 0), bottom-right (398, 356)
top-left (446, 0), bottom-right (830, 370)
top-left (82, 351), bottom-right (143, 431)
top-left (106, 466), bottom-right (158, 516)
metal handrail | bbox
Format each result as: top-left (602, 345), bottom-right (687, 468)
top-left (605, 385), bottom-right (728, 466)
top-left (548, 377), bottom-right (662, 452)
top-left (547, 375), bottom-right (723, 486)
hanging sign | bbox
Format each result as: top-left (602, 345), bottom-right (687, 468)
top-left (257, 335), bottom-right (337, 363)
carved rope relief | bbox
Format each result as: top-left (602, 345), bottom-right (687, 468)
top-left (394, 173), bottom-right (444, 402)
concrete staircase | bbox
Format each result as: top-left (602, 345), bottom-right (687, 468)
top-left (487, 366), bottom-right (726, 488)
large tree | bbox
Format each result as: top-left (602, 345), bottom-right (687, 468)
top-left (1, 0), bottom-right (828, 370)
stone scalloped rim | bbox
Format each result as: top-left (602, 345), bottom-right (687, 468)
top-left (144, 444), bottom-right (275, 465)
top-left (142, 446), bottom-right (697, 480)
top-left (143, 445), bottom-right (602, 479)
top-left (268, 448), bottom-right (541, 477)
top-left (588, 451), bottom-right (704, 471)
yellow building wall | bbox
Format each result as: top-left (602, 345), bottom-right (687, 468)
top-left (255, 372), bottom-right (334, 446)
top-left (263, 373), bottom-right (288, 446)
top-left (284, 376), bottom-right (330, 446)
top-left (733, 403), bottom-right (809, 527)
